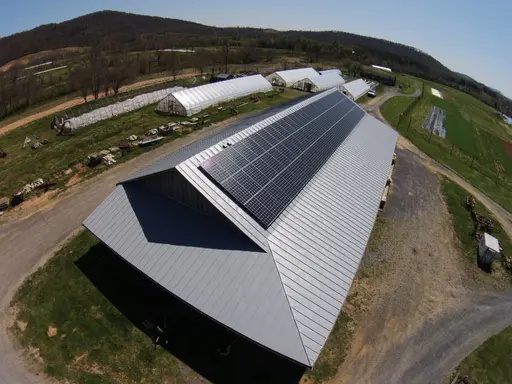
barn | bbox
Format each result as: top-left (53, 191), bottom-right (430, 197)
top-left (155, 75), bottom-right (272, 116)
top-left (265, 68), bottom-right (319, 87)
top-left (84, 88), bottom-right (397, 368)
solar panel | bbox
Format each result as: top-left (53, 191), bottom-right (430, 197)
top-left (201, 91), bottom-right (365, 228)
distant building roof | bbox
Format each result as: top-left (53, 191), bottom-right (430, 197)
top-left (342, 79), bottom-right (371, 100)
top-left (266, 68), bottom-right (319, 87)
top-left (294, 73), bottom-right (345, 92)
top-left (215, 73), bottom-right (233, 80)
top-left (84, 89), bottom-right (397, 367)
top-left (319, 69), bottom-right (342, 76)
top-left (372, 65), bottom-right (392, 72)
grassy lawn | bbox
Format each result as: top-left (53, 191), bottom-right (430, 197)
top-left (380, 96), bottom-right (415, 127)
top-left (0, 88), bottom-right (300, 197)
top-left (10, 231), bottom-right (203, 383)
top-left (447, 327), bottom-right (512, 384)
top-left (382, 77), bottom-right (512, 213)
top-left (440, 177), bottom-right (512, 269)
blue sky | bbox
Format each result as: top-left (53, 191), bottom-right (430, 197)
top-left (1, 0), bottom-right (511, 98)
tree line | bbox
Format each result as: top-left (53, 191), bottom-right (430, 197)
top-left (0, 10), bottom-right (510, 116)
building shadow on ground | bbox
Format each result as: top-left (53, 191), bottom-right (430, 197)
top-left (76, 243), bottom-right (306, 384)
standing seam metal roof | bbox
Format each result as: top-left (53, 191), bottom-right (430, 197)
top-left (84, 88), bottom-right (397, 367)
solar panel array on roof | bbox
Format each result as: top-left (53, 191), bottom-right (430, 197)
top-left (201, 91), bottom-right (364, 228)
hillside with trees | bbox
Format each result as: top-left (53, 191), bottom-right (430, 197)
top-left (0, 10), bottom-right (510, 118)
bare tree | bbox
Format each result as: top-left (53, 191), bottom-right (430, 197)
top-left (164, 51), bottom-right (180, 80)
top-left (70, 68), bottom-right (89, 103)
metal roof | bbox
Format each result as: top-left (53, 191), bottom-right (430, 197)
top-left (342, 79), bottom-right (371, 100)
top-left (266, 68), bottom-right (319, 87)
top-left (123, 93), bottom-right (314, 183)
top-left (484, 233), bottom-right (500, 252)
top-left (155, 75), bottom-right (272, 116)
top-left (84, 88), bottom-right (397, 367)
top-left (296, 73), bottom-right (346, 92)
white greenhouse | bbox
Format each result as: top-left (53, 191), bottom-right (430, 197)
top-left (319, 69), bottom-right (342, 76)
top-left (265, 68), bottom-right (319, 87)
top-left (293, 73), bottom-right (345, 93)
top-left (156, 75), bottom-right (272, 116)
top-left (66, 86), bottom-right (184, 130)
top-left (342, 79), bottom-right (371, 101)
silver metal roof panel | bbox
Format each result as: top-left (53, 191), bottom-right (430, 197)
top-left (84, 89), bottom-right (397, 367)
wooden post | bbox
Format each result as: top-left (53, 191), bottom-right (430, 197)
top-left (471, 157), bottom-right (475, 168)
top-left (495, 170), bottom-right (501, 185)
top-left (429, 129), bottom-right (433, 143)
top-left (450, 143), bottom-right (454, 155)
top-left (407, 119), bottom-right (411, 131)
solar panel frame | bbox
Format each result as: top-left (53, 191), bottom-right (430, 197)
top-left (201, 92), bottom-right (365, 228)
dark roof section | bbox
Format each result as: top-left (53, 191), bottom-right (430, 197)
top-left (122, 93), bottom-right (315, 183)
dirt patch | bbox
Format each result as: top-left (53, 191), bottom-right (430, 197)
top-left (47, 326), bottom-right (57, 337)
top-left (27, 346), bottom-right (44, 365)
top-left (66, 173), bottom-right (81, 187)
top-left (4, 190), bottom-right (58, 220)
top-left (501, 140), bottom-right (512, 160)
top-left (16, 320), bottom-right (28, 332)
top-left (74, 352), bottom-right (88, 364)
top-left (330, 148), bottom-right (472, 384)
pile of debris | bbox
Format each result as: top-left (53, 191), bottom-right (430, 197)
top-left (87, 148), bottom-right (121, 167)
top-left (473, 212), bottom-right (495, 233)
top-left (502, 255), bottom-right (512, 271)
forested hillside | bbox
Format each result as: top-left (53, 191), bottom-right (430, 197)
top-left (1, 10), bottom-right (510, 116)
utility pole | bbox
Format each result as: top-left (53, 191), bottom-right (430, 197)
top-left (223, 41), bottom-right (229, 73)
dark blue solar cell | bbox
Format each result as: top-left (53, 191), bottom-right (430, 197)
top-left (200, 91), bottom-right (364, 228)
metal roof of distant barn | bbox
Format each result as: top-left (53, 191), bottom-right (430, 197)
top-left (84, 89), bottom-right (397, 367)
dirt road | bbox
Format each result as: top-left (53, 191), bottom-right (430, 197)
top-left (0, 72), bottom-right (198, 136)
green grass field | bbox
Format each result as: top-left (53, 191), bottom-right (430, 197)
top-left (0, 89), bottom-right (300, 197)
top-left (440, 178), bottom-right (512, 266)
top-left (381, 78), bottom-right (512, 213)
top-left (10, 231), bottom-right (200, 383)
top-left (379, 96), bottom-right (415, 127)
top-left (448, 327), bottom-right (512, 384)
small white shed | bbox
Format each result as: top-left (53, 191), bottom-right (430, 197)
top-left (478, 233), bottom-right (501, 265)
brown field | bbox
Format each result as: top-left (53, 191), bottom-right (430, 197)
top-left (502, 140), bottom-right (512, 160)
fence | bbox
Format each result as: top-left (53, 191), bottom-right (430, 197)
top-left (397, 81), bottom-right (424, 126)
